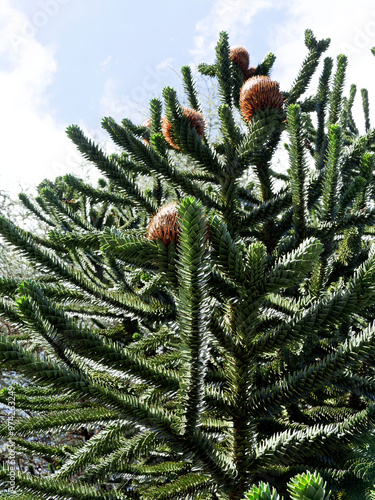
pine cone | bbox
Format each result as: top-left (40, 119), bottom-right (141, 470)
top-left (146, 202), bottom-right (180, 245)
top-left (243, 67), bottom-right (257, 82)
top-left (162, 107), bottom-right (205, 150)
top-left (239, 76), bottom-right (284, 122)
top-left (229, 45), bottom-right (250, 72)
top-left (142, 117), bottom-right (151, 144)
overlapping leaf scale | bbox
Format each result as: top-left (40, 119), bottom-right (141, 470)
top-left (176, 118), bottom-right (223, 177)
top-left (209, 215), bottom-right (247, 287)
top-left (174, 166), bottom-right (219, 184)
top-left (321, 125), bottom-right (343, 221)
top-left (236, 108), bottom-right (284, 172)
top-left (62, 272), bottom-right (170, 319)
top-left (63, 173), bottom-right (132, 207)
top-left (207, 300), bottom-right (237, 356)
top-left (126, 326), bottom-right (178, 355)
top-left (66, 125), bottom-right (155, 214)
top-left (266, 237), bottom-right (323, 292)
top-left (148, 98), bottom-right (163, 136)
top-left (236, 186), bottom-right (261, 205)
top-left (315, 57), bottom-right (334, 155)
top-left (255, 406), bottom-right (375, 469)
top-left (346, 455), bottom-right (375, 485)
top-left (132, 273), bottom-right (166, 298)
top-left (204, 381), bottom-right (234, 415)
top-left (0, 215), bottom-right (97, 290)
top-left (0, 388), bottom-right (87, 412)
top-left (0, 277), bottom-right (20, 297)
top-left (68, 248), bottom-right (108, 289)
top-left (256, 52), bottom-right (277, 76)
top-left (263, 294), bottom-right (304, 318)
top-left (15, 293), bottom-right (93, 371)
top-left (88, 408), bottom-right (236, 493)
top-left (254, 331), bottom-right (374, 414)
top-left (182, 428), bottom-right (236, 491)
top-left (251, 247), bottom-right (375, 356)
top-left (181, 65), bottom-right (201, 112)
top-left (315, 209), bottom-right (375, 237)
top-left (78, 430), bottom-right (160, 481)
top-left (0, 466), bottom-right (129, 500)
top-left (0, 218), bottom-right (169, 318)
top-left (0, 296), bottom-right (25, 329)
top-left (331, 374), bottom-right (375, 402)
top-left (288, 30), bottom-right (330, 104)
top-left (100, 227), bottom-right (158, 268)
top-left (139, 472), bottom-right (215, 500)
top-left (41, 187), bottom-right (93, 231)
top-left (102, 253), bottom-right (131, 291)
top-left (11, 437), bottom-right (75, 462)
top-left (215, 31), bottom-right (232, 107)
top-left (18, 192), bottom-right (55, 227)
top-left (102, 117), bottom-right (222, 211)
top-left (2, 384), bottom-right (58, 397)
top-left (249, 322), bottom-right (375, 416)
top-left (48, 229), bottom-right (101, 251)
top-left (14, 282), bottom-right (180, 390)
top-left (219, 104), bottom-right (244, 148)
top-left (27, 282), bottom-right (119, 314)
top-left (0, 335), bottom-right (182, 429)
top-left (240, 191), bottom-right (292, 229)
top-left (209, 266), bottom-right (239, 303)
top-left (287, 104), bottom-right (309, 239)
top-left (54, 421), bottom-right (133, 480)
top-left (176, 198), bottom-right (211, 433)
top-left (230, 243), bottom-right (269, 342)
top-left (0, 406), bottom-right (119, 438)
top-left (117, 460), bottom-right (191, 479)
top-left (336, 175), bottom-right (367, 218)
top-left (200, 415), bottom-right (231, 435)
top-left (300, 405), bottom-right (358, 425)
top-left (163, 86), bottom-right (223, 176)
top-left (112, 151), bottom-right (155, 179)
top-left (328, 54), bottom-right (348, 125)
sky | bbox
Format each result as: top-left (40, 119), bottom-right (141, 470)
top-left (1, 0), bottom-right (375, 198)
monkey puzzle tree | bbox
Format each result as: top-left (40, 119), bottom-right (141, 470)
top-left (0, 30), bottom-right (375, 499)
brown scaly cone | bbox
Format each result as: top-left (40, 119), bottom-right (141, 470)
top-left (146, 201), bottom-right (210, 246)
top-left (146, 202), bottom-right (180, 246)
top-left (142, 117), bottom-right (151, 145)
top-left (229, 45), bottom-right (250, 72)
top-left (143, 117), bottom-right (151, 129)
top-left (243, 66), bottom-right (257, 82)
top-left (162, 107), bottom-right (205, 150)
top-left (239, 75), bottom-right (284, 122)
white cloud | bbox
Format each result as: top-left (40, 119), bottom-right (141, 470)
top-left (99, 76), bottom-right (149, 124)
top-left (192, 0), bottom-right (375, 132)
top-left (270, 0), bottom-right (375, 131)
top-left (99, 61), bottom-right (177, 124)
top-left (100, 54), bottom-right (117, 71)
top-left (100, 55), bottom-right (112, 69)
top-left (190, 0), bottom-right (273, 63)
top-left (156, 57), bottom-right (175, 73)
top-left (0, 0), bottom-right (78, 198)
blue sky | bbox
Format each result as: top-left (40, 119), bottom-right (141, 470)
top-left (1, 0), bottom-right (375, 196)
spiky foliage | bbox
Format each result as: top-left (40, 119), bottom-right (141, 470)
top-left (0, 30), bottom-right (375, 500)
top-left (243, 471), bottom-right (331, 500)
top-left (162, 107), bottom-right (206, 150)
